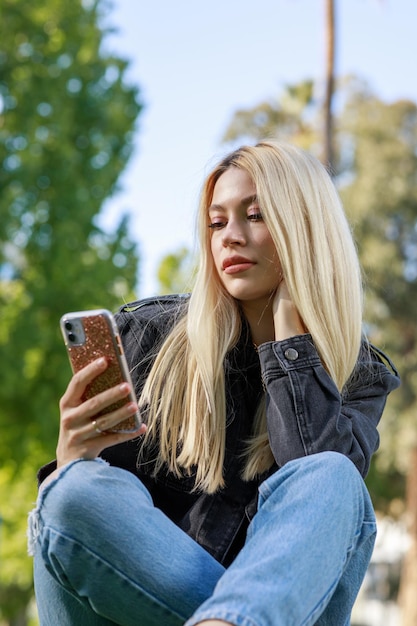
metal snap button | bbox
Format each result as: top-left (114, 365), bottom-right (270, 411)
top-left (284, 347), bottom-right (299, 361)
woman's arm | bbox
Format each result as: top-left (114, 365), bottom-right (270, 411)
top-left (258, 281), bottom-right (400, 477)
top-left (258, 337), bottom-right (400, 477)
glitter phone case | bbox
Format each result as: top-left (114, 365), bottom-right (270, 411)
top-left (60, 309), bottom-right (141, 433)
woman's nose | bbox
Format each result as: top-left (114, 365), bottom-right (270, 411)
top-left (222, 220), bottom-right (246, 246)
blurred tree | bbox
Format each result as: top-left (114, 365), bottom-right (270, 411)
top-left (157, 246), bottom-right (194, 295)
top-left (222, 79), bottom-right (319, 153)
top-left (0, 0), bottom-right (142, 623)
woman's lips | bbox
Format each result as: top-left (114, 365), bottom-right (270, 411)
top-left (222, 257), bottom-right (255, 274)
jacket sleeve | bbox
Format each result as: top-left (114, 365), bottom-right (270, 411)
top-left (257, 335), bottom-right (400, 478)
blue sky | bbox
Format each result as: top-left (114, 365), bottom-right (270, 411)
top-left (101, 0), bottom-right (417, 297)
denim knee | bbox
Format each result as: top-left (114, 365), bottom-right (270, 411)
top-left (258, 451), bottom-right (375, 524)
top-left (28, 458), bottom-right (152, 556)
top-left (262, 451), bottom-right (364, 490)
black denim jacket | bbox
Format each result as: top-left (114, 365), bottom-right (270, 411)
top-left (38, 295), bottom-right (400, 566)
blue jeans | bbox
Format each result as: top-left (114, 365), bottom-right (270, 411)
top-left (29, 452), bottom-right (376, 626)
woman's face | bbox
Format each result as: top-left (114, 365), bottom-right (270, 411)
top-left (209, 167), bottom-right (282, 309)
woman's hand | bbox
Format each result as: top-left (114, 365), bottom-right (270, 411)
top-left (56, 357), bottom-right (146, 469)
top-left (272, 281), bottom-right (307, 340)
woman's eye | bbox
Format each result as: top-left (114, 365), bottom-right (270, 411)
top-left (248, 212), bottom-right (263, 222)
top-left (208, 221), bottom-right (226, 230)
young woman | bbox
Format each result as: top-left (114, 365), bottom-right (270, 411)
top-left (30, 141), bottom-right (400, 626)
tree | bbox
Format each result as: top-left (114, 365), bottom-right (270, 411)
top-left (0, 0), bottom-right (142, 623)
top-left (222, 79), bottom-right (319, 153)
top-left (157, 246), bottom-right (194, 295)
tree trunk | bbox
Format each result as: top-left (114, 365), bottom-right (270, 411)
top-left (399, 445), bottom-right (417, 625)
top-left (323, 0), bottom-right (335, 171)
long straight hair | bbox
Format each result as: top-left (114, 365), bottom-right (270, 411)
top-left (140, 141), bottom-right (363, 493)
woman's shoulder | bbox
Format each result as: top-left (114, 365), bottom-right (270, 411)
top-left (112, 295), bottom-right (189, 390)
top-left (116, 293), bottom-right (190, 327)
top-left (345, 338), bottom-right (400, 397)
top-left (115, 294), bottom-right (189, 360)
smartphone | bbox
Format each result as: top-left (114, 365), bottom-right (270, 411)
top-left (60, 309), bottom-right (141, 433)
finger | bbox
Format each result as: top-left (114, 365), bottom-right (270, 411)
top-left (89, 401), bottom-right (139, 434)
top-left (79, 382), bottom-right (136, 423)
top-left (59, 384), bottom-right (135, 438)
top-left (61, 358), bottom-right (108, 408)
top-left (59, 399), bottom-right (140, 449)
top-left (56, 418), bottom-right (146, 469)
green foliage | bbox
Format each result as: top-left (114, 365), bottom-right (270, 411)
top-left (365, 460), bottom-right (405, 515)
top-left (0, 0), bottom-right (142, 621)
top-left (0, 462), bottom-right (38, 623)
top-left (222, 80), bottom-right (319, 152)
top-left (0, 0), bottom-right (142, 457)
top-left (157, 246), bottom-right (195, 295)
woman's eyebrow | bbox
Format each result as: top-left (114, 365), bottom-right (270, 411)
top-left (208, 195), bottom-right (259, 213)
top-left (243, 194), bottom-right (258, 206)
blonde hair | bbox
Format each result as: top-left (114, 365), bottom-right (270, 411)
top-left (140, 141), bottom-right (363, 493)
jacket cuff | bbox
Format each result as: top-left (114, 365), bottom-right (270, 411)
top-left (257, 334), bottom-right (320, 373)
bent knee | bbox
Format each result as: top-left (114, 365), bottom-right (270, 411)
top-left (309, 450), bottom-right (359, 475)
top-left (281, 451), bottom-right (360, 479)
top-left (295, 451), bottom-right (366, 492)
top-left (38, 459), bottom-right (151, 531)
top-left (296, 452), bottom-right (374, 518)
top-left (261, 452), bottom-right (371, 509)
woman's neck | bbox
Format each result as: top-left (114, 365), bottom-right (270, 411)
top-left (240, 300), bottom-right (275, 347)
